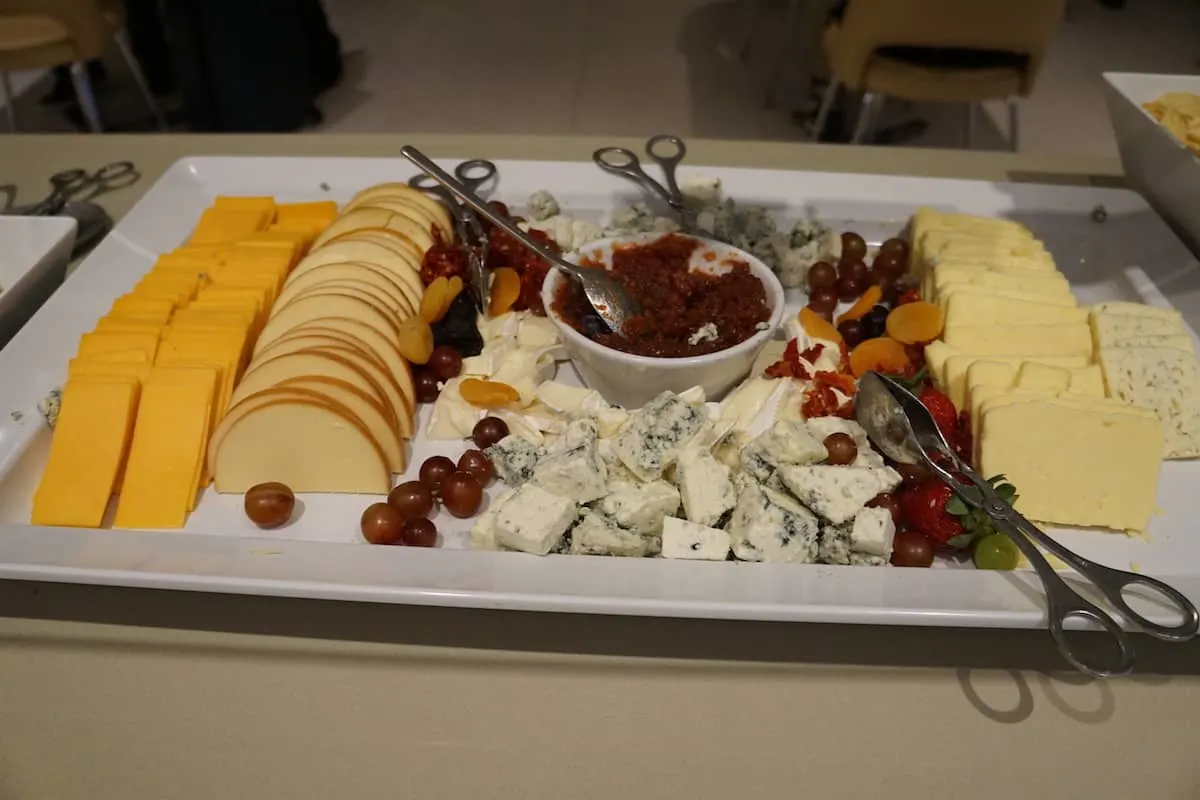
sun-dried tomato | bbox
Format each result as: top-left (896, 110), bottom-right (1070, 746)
top-left (803, 371), bottom-right (857, 419)
top-left (420, 229), bottom-right (466, 286)
top-left (764, 338), bottom-right (813, 380)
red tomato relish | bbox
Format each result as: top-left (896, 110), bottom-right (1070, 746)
top-left (552, 234), bottom-right (771, 358)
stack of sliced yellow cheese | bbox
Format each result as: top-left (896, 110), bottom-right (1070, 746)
top-left (912, 208), bottom-right (1164, 532)
top-left (209, 182), bottom-right (450, 496)
top-left (31, 196), bottom-right (338, 529)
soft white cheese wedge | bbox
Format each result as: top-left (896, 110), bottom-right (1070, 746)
top-left (494, 483), bottom-right (577, 555)
top-left (977, 395), bottom-right (1163, 531)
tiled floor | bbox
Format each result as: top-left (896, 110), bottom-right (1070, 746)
top-left (5, 0), bottom-right (1200, 158)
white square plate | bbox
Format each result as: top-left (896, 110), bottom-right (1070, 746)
top-left (0, 215), bottom-right (77, 348)
top-left (0, 156), bottom-right (1196, 631)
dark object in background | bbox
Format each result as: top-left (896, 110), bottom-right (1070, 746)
top-left (160, 0), bottom-right (342, 132)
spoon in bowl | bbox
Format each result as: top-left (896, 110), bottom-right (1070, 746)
top-left (856, 370), bottom-right (1199, 678)
top-left (400, 146), bottom-right (640, 333)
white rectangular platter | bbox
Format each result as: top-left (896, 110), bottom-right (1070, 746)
top-left (0, 155), bottom-right (1197, 629)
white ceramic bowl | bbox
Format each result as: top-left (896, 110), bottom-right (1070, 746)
top-left (541, 233), bottom-right (786, 409)
top-left (1103, 71), bottom-right (1200, 255)
top-left (0, 216), bottom-right (77, 349)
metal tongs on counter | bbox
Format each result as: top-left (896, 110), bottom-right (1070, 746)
top-left (401, 145), bottom-right (640, 332)
top-left (407, 157), bottom-right (495, 311)
top-left (856, 371), bottom-right (1200, 678)
top-left (592, 134), bottom-right (696, 231)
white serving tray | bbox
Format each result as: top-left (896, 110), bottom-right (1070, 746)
top-left (0, 155), bottom-right (1197, 630)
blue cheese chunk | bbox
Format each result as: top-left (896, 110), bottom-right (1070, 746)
top-left (675, 448), bottom-right (736, 526)
top-left (469, 490), bottom-right (517, 550)
top-left (612, 391), bottom-right (711, 481)
top-left (817, 522), bottom-right (852, 565)
top-left (740, 419), bottom-right (828, 481)
top-left (531, 440), bottom-right (608, 504)
top-left (661, 516), bottom-right (731, 560)
top-left (597, 480), bottom-right (681, 536)
top-left (486, 434), bottom-right (547, 486)
top-left (569, 510), bottom-right (652, 557)
top-left (38, 388), bottom-right (63, 429)
top-left (525, 189), bottom-right (560, 221)
top-left (494, 484), bottom-right (578, 555)
top-left (850, 506), bottom-right (896, 558)
top-left (777, 465), bottom-right (902, 525)
top-left (728, 482), bottom-right (820, 563)
top-left (850, 552), bottom-right (889, 567)
top-left (805, 416), bottom-right (886, 468)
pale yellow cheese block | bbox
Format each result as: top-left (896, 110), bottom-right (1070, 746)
top-left (254, 293), bottom-right (398, 356)
top-left (942, 322), bottom-right (1093, 360)
top-left (977, 395), bottom-right (1162, 531)
top-left (944, 294), bottom-right (1088, 327)
top-left (942, 352), bottom-right (1091, 409)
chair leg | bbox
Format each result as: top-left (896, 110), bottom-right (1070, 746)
top-left (810, 77), bottom-right (840, 142)
top-left (113, 28), bottom-right (167, 130)
top-left (1, 72), bottom-right (16, 132)
top-left (68, 61), bottom-right (103, 133)
top-left (764, 0), bottom-right (802, 108)
top-left (1007, 98), bottom-right (1020, 153)
top-left (850, 91), bottom-right (880, 144)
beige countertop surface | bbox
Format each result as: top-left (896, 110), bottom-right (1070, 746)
top-left (1, 134), bottom-right (1197, 800)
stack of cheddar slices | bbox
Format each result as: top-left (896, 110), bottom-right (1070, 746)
top-left (912, 208), bottom-right (1168, 533)
top-left (208, 183), bottom-right (453, 497)
top-left (32, 196), bottom-right (337, 529)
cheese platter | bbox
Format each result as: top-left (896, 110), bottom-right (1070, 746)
top-left (0, 153), bottom-right (1198, 650)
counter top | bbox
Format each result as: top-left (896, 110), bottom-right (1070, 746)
top-left (1, 133), bottom-right (1196, 800)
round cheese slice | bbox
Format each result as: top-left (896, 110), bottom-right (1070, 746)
top-left (211, 396), bottom-right (390, 495)
top-left (231, 348), bottom-right (398, 432)
top-left (311, 209), bottom-right (435, 254)
top-left (279, 261), bottom-right (418, 316)
top-left (278, 284), bottom-right (406, 332)
top-left (285, 279), bottom-right (414, 321)
top-left (345, 182), bottom-right (453, 234)
top-left (255, 293), bottom-right (397, 356)
top-left (353, 197), bottom-right (450, 240)
top-left (274, 380), bottom-right (405, 473)
top-left (284, 320), bottom-right (415, 434)
top-left (325, 231), bottom-right (424, 277)
top-left (305, 233), bottom-right (424, 301)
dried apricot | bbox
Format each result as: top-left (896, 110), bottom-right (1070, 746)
top-left (420, 277), bottom-right (451, 323)
top-left (443, 276), bottom-right (464, 316)
top-left (488, 267), bottom-right (520, 317)
top-left (849, 336), bottom-right (911, 377)
top-left (459, 378), bottom-right (520, 408)
top-left (836, 285), bottom-right (882, 325)
top-left (798, 306), bottom-right (842, 343)
top-left (885, 300), bottom-right (944, 344)
top-left (397, 316), bottom-right (434, 364)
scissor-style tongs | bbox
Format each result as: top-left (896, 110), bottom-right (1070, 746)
top-left (593, 134), bottom-right (694, 228)
top-left (408, 159), bottom-right (497, 310)
top-left (856, 371), bottom-right (1200, 678)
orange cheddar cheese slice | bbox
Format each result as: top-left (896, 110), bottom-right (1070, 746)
top-left (31, 377), bottom-right (141, 528)
top-left (68, 357), bottom-right (153, 385)
top-left (77, 331), bottom-right (160, 363)
top-left (113, 367), bottom-right (219, 529)
top-left (189, 207), bottom-right (272, 245)
top-left (276, 200), bottom-right (338, 225)
top-left (214, 195), bottom-right (277, 221)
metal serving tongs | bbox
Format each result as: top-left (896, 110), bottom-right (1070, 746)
top-left (856, 371), bottom-right (1200, 678)
top-left (593, 134), bottom-right (696, 230)
top-left (407, 158), bottom-right (495, 311)
top-left (401, 145), bottom-right (640, 333)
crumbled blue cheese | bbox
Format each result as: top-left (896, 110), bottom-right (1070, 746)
top-left (524, 215), bottom-right (605, 252)
top-left (535, 381), bottom-right (605, 417)
top-left (849, 552), bottom-right (889, 567)
top-left (606, 203), bottom-right (658, 235)
top-left (776, 464), bottom-right (902, 525)
top-left (486, 434), bottom-right (547, 486)
top-left (661, 516), bottom-right (731, 560)
top-left (805, 416), bottom-right (887, 468)
top-left (728, 482), bottom-right (820, 563)
top-left (680, 176), bottom-right (723, 208)
top-left (688, 323), bottom-right (719, 347)
top-left (850, 506), bottom-right (896, 559)
top-left (612, 391), bottom-right (711, 481)
top-left (569, 510), bottom-right (652, 557)
top-left (38, 388), bottom-right (62, 429)
top-left (817, 523), bottom-right (852, 565)
top-left (494, 483), bottom-right (578, 555)
top-left (526, 189), bottom-right (561, 221)
top-left (531, 439), bottom-right (607, 504)
top-left (469, 491), bottom-right (517, 550)
top-left (562, 417), bottom-right (599, 449)
top-left (740, 419), bottom-right (828, 481)
top-left (675, 448), bottom-right (736, 526)
top-left (596, 480), bottom-right (681, 536)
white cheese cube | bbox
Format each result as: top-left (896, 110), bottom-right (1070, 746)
top-left (469, 490), bottom-right (517, 550)
top-left (661, 517), bottom-right (731, 560)
top-left (728, 482), bottom-right (820, 563)
top-left (569, 510), bottom-right (651, 557)
top-left (678, 386), bottom-right (707, 404)
top-left (612, 391), bottom-right (711, 481)
top-left (740, 419), bottom-right (828, 481)
top-left (486, 434), bottom-right (546, 486)
top-left (597, 480), bottom-right (681, 536)
top-left (531, 440), bottom-right (607, 504)
top-left (494, 484), bottom-right (577, 555)
top-left (849, 506), bottom-right (896, 558)
top-left (777, 465), bottom-right (901, 525)
top-left (595, 406), bottom-right (628, 439)
top-left (562, 418), bottom-right (598, 449)
top-left (1098, 346), bottom-right (1200, 459)
top-left (675, 448), bottom-right (736, 527)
